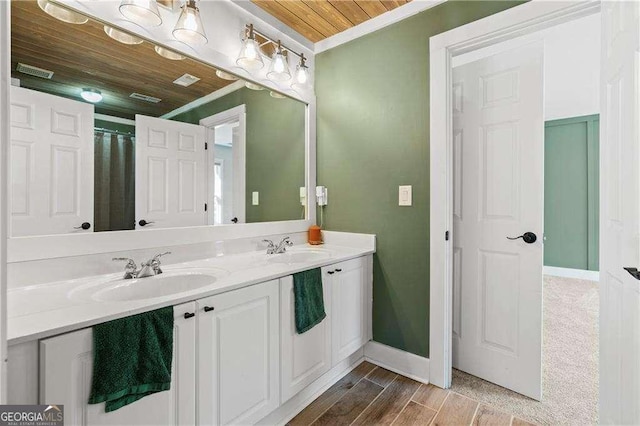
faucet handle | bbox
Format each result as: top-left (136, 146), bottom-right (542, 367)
top-left (113, 257), bottom-right (136, 267)
top-left (262, 239), bottom-right (275, 247)
top-left (152, 251), bottom-right (171, 262)
top-left (113, 257), bottom-right (137, 278)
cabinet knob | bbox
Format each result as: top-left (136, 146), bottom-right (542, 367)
top-left (335, 268), bottom-right (342, 272)
top-left (184, 312), bottom-right (195, 319)
top-left (204, 306), bottom-right (215, 312)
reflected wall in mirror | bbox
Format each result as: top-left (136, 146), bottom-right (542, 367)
top-left (9, 0), bottom-right (306, 237)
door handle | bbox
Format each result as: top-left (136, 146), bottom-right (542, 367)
top-left (74, 222), bottom-right (91, 230)
top-left (231, 217), bottom-right (238, 224)
top-left (507, 232), bottom-right (537, 244)
top-left (624, 267), bottom-right (640, 280)
top-left (138, 219), bottom-right (154, 227)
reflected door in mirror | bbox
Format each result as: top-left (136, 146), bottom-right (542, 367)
top-left (10, 87), bottom-right (94, 236)
top-left (135, 115), bottom-right (207, 229)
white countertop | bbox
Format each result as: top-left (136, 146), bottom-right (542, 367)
top-left (8, 243), bottom-right (374, 345)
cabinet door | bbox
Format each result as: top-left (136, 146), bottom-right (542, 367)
top-left (280, 275), bottom-right (331, 403)
top-left (327, 257), bottom-right (369, 365)
top-left (39, 303), bottom-right (197, 426)
top-left (197, 280), bottom-right (280, 426)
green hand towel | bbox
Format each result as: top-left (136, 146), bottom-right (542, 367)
top-left (293, 268), bottom-right (326, 334)
top-left (88, 306), bottom-right (174, 412)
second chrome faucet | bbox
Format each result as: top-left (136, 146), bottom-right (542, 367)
top-left (262, 237), bottom-right (293, 254)
top-left (113, 252), bottom-right (171, 279)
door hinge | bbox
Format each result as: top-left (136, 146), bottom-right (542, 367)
top-left (205, 142), bottom-right (208, 150)
top-left (204, 203), bottom-right (208, 212)
top-left (445, 230), bottom-right (450, 241)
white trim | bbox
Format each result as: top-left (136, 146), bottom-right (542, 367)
top-left (161, 80), bottom-right (245, 119)
top-left (314, 0), bottom-right (446, 54)
top-left (364, 341), bottom-right (430, 384)
top-left (429, 0), bottom-right (601, 389)
top-left (200, 105), bottom-right (247, 225)
top-left (94, 113), bottom-right (135, 126)
top-left (257, 350), bottom-right (364, 425)
top-left (0, 0), bottom-right (9, 402)
top-left (543, 266), bottom-right (600, 282)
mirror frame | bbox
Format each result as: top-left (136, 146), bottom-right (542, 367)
top-left (5, 1), bottom-right (316, 262)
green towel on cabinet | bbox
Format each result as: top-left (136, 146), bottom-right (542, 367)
top-left (293, 268), bottom-right (326, 334)
top-left (88, 306), bottom-right (174, 412)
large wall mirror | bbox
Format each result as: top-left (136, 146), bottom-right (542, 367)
top-left (9, 0), bottom-right (307, 237)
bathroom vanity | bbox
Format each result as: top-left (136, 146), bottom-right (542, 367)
top-left (7, 235), bottom-right (374, 425)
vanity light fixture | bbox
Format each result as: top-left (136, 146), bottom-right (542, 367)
top-left (245, 81), bottom-right (264, 91)
top-left (37, 0), bottom-right (88, 25)
top-left (155, 46), bottom-right (185, 60)
top-left (236, 24), bottom-right (264, 71)
top-left (173, 0), bottom-right (208, 46)
top-left (81, 88), bottom-right (103, 103)
top-left (267, 41), bottom-right (291, 82)
top-left (292, 54), bottom-right (309, 90)
top-left (104, 26), bottom-right (144, 45)
top-left (215, 70), bottom-right (239, 81)
top-left (119, 0), bottom-right (162, 27)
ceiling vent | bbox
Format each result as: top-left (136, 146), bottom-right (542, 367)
top-left (16, 63), bottom-right (54, 79)
top-left (173, 73), bottom-right (200, 87)
top-left (130, 92), bottom-right (162, 103)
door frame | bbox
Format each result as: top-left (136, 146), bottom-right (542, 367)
top-left (428, 0), bottom-right (601, 389)
top-left (200, 105), bottom-right (247, 225)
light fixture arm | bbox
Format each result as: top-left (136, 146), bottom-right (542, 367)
top-left (244, 23), bottom-right (306, 61)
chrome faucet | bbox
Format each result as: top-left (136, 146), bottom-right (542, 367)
top-left (113, 252), bottom-right (171, 279)
top-left (262, 237), bottom-right (293, 255)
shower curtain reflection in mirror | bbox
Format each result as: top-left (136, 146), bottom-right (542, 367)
top-left (94, 131), bottom-right (135, 232)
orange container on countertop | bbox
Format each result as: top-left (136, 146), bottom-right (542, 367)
top-left (308, 225), bottom-right (323, 245)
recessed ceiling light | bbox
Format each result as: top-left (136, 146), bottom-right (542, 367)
top-left (245, 81), bottom-right (264, 91)
top-left (154, 46), bottom-right (185, 61)
top-left (37, 0), bottom-right (88, 25)
top-left (270, 91), bottom-right (285, 99)
top-left (81, 88), bottom-right (102, 103)
top-left (104, 26), bottom-right (144, 45)
top-left (215, 70), bottom-right (238, 81)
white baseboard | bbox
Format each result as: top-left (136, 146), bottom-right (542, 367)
top-left (257, 349), bottom-right (365, 425)
top-left (364, 341), bottom-right (430, 384)
top-left (544, 266), bottom-right (600, 282)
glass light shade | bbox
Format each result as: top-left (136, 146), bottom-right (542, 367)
top-left (37, 0), bottom-right (88, 24)
top-left (81, 88), bottom-right (102, 103)
top-left (236, 38), bottom-right (264, 71)
top-left (267, 51), bottom-right (291, 82)
top-left (245, 81), bottom-right (264, 91)
top-left (119, 0), bottom-right (162, 27)
top-left (215, 70), bottom-right (239, 81)
top-left (292, 63), bottom-right (309, 90)
top-left (270, 91), bottom-right (285, 99)
top-left (155, 46), bottom-right (185, 60)
top-left (173, 1), bottom-right (208, 46)
top-left (104, 26), bottom-right (144, 45)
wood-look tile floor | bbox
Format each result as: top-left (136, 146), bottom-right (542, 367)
top-left (289, 362), bottom-right (536, 426)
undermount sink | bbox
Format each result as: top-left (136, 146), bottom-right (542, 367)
top-left (267, 249), bottom-right (331, 265)
top-left (70, 269), bottom-right (227, 302)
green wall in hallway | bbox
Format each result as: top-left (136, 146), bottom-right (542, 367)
top-left (544, 115), bottom-right (599, 271)
top-left (316, 0), bottom-right (526, 358)
top-left (172, 88), bottom-right (306, 224)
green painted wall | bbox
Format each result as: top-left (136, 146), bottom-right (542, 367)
top-left (172, 88), bottom-right (306, 223)
top-left (316, 1), bottom-right (525, 357)
top-left (544, 115), bottom-right (599, 271)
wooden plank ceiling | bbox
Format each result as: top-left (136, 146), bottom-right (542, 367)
top-left (252, 0), bottom-right (412, 43)
top-left (11, 0), bottom-right (234, 120)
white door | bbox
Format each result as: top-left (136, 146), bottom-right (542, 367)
top-left (452, 42), bottom-right (544, 400)
top-left (328, 256), bottom-right (369, 365)
top-left (201, 105), bottom-right (246, 225)
top-left (10, 87), bottom-right (94, 236)
top-left (39, 303), bottom-right (197, 425)
top-left (280, 275), bottom-right (331, 402)
top-left (197, 280), bottom-right (279, 426)
top-left (135, 114), bottom-right (206, 229)
top-left (599, 2), bottom-right (640, 424)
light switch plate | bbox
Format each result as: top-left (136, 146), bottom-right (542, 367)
top-left (399, 185), bottom-right (412, 206)
top-left (252, 191), bottom-right (259, 205)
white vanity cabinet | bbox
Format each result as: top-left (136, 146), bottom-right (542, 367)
top-left (279, 275), bottom-right (332, 403)
top-left (39, 302), bottom-right (197, 426)
top-left (324, 256), bottom-right (372, 365)
top-left (196, 279), bottom-right (280, 426)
